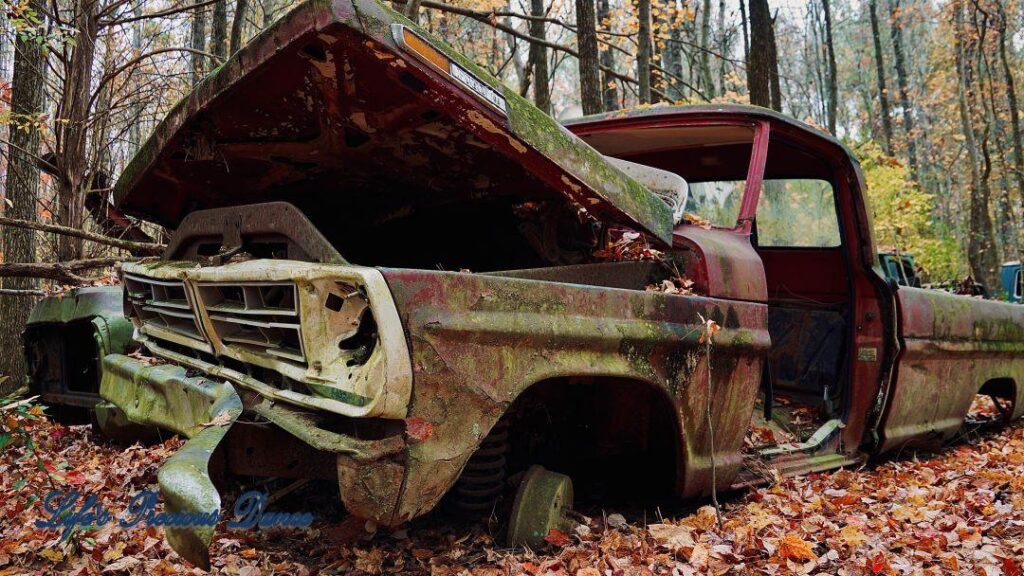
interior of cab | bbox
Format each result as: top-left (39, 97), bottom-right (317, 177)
top-left (577, 121), bottom-right (852, 455)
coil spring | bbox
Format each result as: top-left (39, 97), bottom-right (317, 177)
top-left (453, 420), bottom-right (510, 514)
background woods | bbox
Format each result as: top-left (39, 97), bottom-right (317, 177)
top-left (2, 0), bottom-right (1024, 390)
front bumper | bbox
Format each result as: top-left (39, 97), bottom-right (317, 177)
top-left (99, 353), bottom-right (408, 569)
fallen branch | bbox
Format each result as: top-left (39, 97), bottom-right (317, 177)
top-left (0, 257), bottom-right (137, 284)
top-left (0, 216), bottom-right (165, 256)
top-left (0, 288), bottom-right (48, 297)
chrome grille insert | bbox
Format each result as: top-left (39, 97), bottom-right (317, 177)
top-left (196, 282), bottom-right (305, 364)
top-left (124, 273), bottom-right (206, 342)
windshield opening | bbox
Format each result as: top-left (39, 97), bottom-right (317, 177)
top-left (578, 123), bottom-right (757, 230)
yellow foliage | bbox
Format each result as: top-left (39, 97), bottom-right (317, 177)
top-left (854, 140), bottom-right (966, 282)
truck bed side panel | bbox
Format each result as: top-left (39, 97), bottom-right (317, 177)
top-left (879, 287), bottom-right (1024, 452)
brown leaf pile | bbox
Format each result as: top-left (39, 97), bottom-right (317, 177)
top-left (593, 231), bottom-right (664, 262)
top-left (4, 406), bottom-right (1024, 575)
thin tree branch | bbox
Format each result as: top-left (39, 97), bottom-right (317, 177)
top-left (101, 0), bottom-right (222, 26)
top-left (0, 257), bottom-right (136, 284)
top-left (0, 216), bottom-right (165, 255)
top-left (0, 288), bottom-right (48, 297)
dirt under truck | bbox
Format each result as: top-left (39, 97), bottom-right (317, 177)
top-left (40, 0), bottom-right (1024, 567)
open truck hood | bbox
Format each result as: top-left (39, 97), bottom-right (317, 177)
top-left (113, 0), bottom-right (673, 244)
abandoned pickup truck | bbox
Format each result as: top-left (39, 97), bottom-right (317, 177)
top-left (81, 0), bottom-right (1024, 567)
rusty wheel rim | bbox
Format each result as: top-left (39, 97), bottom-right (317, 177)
top-left (507, 465), bottom-right (574, 549)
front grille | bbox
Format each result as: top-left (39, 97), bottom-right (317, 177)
top-left (195, 283), bottom-right (305, 363)
top-left (124, 273), bottom-right (206, 342)
top-left (120, 259), bottom-right (413, 418)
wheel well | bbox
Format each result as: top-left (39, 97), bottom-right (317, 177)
top-left (501, 376), bottom-right (681, 505)
top-left (978, 377), bottom-right (1016, 401)
top-left (977, 377), bottom-right (1017, 422)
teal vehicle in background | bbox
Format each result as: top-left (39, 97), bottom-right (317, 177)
top-left (1003, 261), bottom-right (1022, 303)
top-left (879, 251), bottom-right (921, 288)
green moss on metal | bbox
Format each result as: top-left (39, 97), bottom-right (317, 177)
top-left (504, 93), bottom-right (673, 240)
top-left (306, 382), bottom-right (372, 406)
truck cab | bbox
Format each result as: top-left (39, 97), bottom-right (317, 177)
top-left (570, 106), bottom-right (1024, 459)
top-left (568, 107), bottom-right (891, 478)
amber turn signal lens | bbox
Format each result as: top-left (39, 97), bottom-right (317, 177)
top-left (402, 27), bottom-right (450, 72)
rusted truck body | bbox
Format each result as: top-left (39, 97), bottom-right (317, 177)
top-left (87, 0), bottom-right (1024, 566)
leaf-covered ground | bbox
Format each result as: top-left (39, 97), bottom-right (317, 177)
top-left (3, 403), bottom-right (1024, 576)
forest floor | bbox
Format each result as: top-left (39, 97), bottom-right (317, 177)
top-left (3, 400), bottom-right (1024, 576)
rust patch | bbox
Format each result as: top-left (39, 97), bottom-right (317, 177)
top-left (466, 110), bottom-right (527, 154)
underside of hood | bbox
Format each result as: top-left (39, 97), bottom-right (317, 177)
top-left (114, 0), bottom-right (674, 245)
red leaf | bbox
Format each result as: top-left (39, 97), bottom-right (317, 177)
top-left (868, 551), bottom-right (892, 575)
top-left (1003, 558), bottom-right (1022, 576)
top-left (544, 528), bottom-right (570, 547)
top-left (404, 417), bottom-right (434, 441)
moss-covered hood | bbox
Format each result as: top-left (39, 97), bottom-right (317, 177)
top-left (113, 0), bottom-right (673, 244)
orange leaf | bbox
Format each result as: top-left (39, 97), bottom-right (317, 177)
top-left (544, 528), bottom-right (570, 547)
top-left (522, 562), bottom-right (541, 575)
top-left (404, 417), bottom-right (434, 441)
top-left (777, 534), bottom-right (817, 561)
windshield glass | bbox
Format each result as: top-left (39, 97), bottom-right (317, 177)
top-left (686, 181), bottom-right (746, 228)
top-left (685, 178), bottom-right (841, 245)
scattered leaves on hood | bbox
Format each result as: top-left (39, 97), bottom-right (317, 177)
top-left (593, 229), bottom-right (664, 262)
top-left (646, 276), bottom-right (696, 295)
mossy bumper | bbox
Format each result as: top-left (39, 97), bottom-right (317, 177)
top-left (98, 353), bottom-right (411, 566)
top-left (99, 354), bottom-right (242, 570)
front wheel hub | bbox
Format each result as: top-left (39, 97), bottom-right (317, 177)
top-left (507, 465), bottom-right (575, 548)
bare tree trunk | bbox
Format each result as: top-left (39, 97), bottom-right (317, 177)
top-left (0, 0), bottom-right (46, 393)
top-left (55, 0), bottom-right (99, 262)
top-left (716, 0), bottom-right (727, 94)
top-left (664, 16), bottom-right (684, 100)
top-left (978, 15), bottom-right (1017, 255)
top-left (808, 0), bottom-right (827, 125)
top-left (598, 0), bottom-right (619, 110)
top-left (698, 0), bottom-right (714, 98)
top-left (501, 9), bottom-right (529, 96)
top-left (821, 0), bottom-right (837, 134)
top-left (746, 0), bottom-right (771, 107)
top-left (637, 0), bottom-right (653, 103)
top-left (955, 0), bottom-right (999, 289)
top-left (404, 0), bottom-right (423, 23)
top-left (576, 0), bottom-right (603, 113)
top-left (130, 2), bottom-right (146, 149)
top-left (212, 0), bottom-right (229, 59)
top-left (996, 0), bottom-right (1024, 258)
top-left (869, 0), bottom-right (894, 153)
top-left (768, 10), bottom-right (782, 111)
top-left (230, 0), bottom-right (250, 53)
top-left (739, 0), bottom-right (749, 66)
top-left (191, 0), bottom-right (208, 84)
top-left (529, 0), bottom-right (551, 113)
top-left (887, 0), bottom-right (919, 180)
top-left (262, 0), bottom-right (279, 26)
